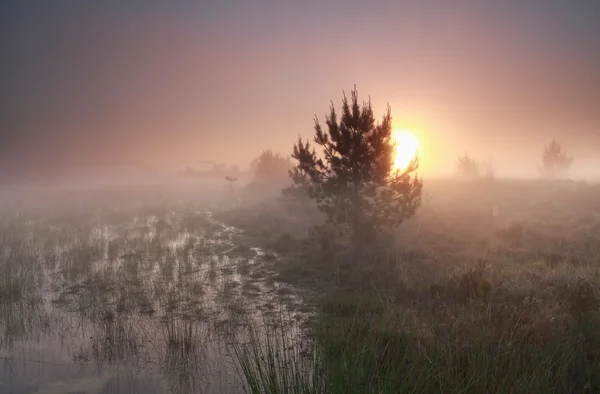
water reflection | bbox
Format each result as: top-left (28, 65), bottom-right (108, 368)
top-left (0, 198), bottom-right (309, 393)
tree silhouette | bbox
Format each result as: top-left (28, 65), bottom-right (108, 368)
top-left (251, 149), bottom-right (292, 183)
top-left (455, 153), bottom-right (480, 179)
top-left (284, 87), bottom-right (422, 242)
top-left (538, 139), bottom-right (572, 179)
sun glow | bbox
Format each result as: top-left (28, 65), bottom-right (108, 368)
top-left (392, 130), bottom-right (421, 170)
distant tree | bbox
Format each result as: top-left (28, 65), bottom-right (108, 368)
top-left (250, 149), bottom-right (292, 183)
top-left (538, 139), bottom-right (572, 179)
top-left (456, 153), bottom-right (480, 179)
top-left (284, 87), bottom-right (422, 243)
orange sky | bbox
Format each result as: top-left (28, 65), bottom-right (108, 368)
top-left (3, 1), bottom-right (600, 179)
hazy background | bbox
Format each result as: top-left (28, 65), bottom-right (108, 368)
top-left (2, 1), bottom-right (600, 181)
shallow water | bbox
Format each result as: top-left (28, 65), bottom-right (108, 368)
top-left (0, 193), bottom-right (311, 393)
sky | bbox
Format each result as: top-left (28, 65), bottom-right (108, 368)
top-left (2, 1), bottom-right (600, 178)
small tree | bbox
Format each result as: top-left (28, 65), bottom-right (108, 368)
top-left (538, 139), bottom-right (572, 179)
top-left (284, 87), bottom-right (422, 242)
top-left (456, 153), bottom-right (480, 179)
top-left (251, 149), bottom-right (292, 183)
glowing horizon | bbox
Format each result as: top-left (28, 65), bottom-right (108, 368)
top-left (392, 130), bottom-right (421, 171)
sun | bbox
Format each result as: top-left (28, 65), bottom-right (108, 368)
top-left (392, 130), bottom-right (421, 170)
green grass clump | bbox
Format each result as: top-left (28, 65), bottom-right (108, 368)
top-left (230, 312), bottom-right (325, 394)
top-left (232, 298), bottom-right (599, 394)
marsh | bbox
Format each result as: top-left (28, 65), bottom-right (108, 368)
top-left (0, 179), bottom-right (310, 394)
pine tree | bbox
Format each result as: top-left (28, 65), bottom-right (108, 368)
top-left (283, 87), bottom-right (422, 243)
top-left (538, 139), bottom-right (572, 179)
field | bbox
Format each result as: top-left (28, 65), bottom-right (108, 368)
top-left (218, 178), bottom-right (600, 393)
top-left (1, 178), bottom-right (599, 393)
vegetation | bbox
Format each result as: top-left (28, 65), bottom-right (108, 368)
top-left (251, 149), bottom-right (293, 183)
top-left (455, 154), bottom-right (496, 180)
top-left (0, 189), bottom-right (296, 392)
top-left (218, 89), bottom-right (598, 394)
top-left (2, 174), bottom-right (599, 393)
top-left (0, 92), bottom-right (596, 393)
top-left (538, 139), bottom-right (573, 179)
top-left (224, 177), bottom-right (600, 393)
top-left (456, 153), bottom-right (481, 179)
top-left (284, 87), bottom-right (422, 243)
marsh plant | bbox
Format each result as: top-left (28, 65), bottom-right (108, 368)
top-left (231, 286), bottom-right (599, 393)
top-left (0, 190), bottom-right (309, 393)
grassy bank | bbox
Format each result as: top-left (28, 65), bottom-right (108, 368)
top-left (221, 179), bottom-right (600, 393)
top-left (231, 304), bottom-right (598, 393)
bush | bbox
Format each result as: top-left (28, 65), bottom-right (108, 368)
top-left (250, 149), bottom-right (293, 183)
top-left (456, 153), bottom-right (480, 179)
top-left (538, 139), bottom-right (572, 179)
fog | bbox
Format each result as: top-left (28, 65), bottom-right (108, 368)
top-left (2, 1), bottom-right (600, 183)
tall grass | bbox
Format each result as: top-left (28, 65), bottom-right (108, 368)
top-left (231, 296), bottom-right (599, 394)
top-left (223, 179), bottom-right (600, 393)
top-left (229, 310), bottom-right (325, 394)
top-left (0, 226), bottom-right (39, 302)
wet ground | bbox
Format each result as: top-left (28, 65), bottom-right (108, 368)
top-left (0, 185), bottom-right (312, 393)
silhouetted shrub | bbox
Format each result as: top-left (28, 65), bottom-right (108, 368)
top-left (250, 149), bottom-right (292, 183)
top-left (455, 153), bottom-right (480, 179)
top-left (538, 139), bottom-right (572, 179)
